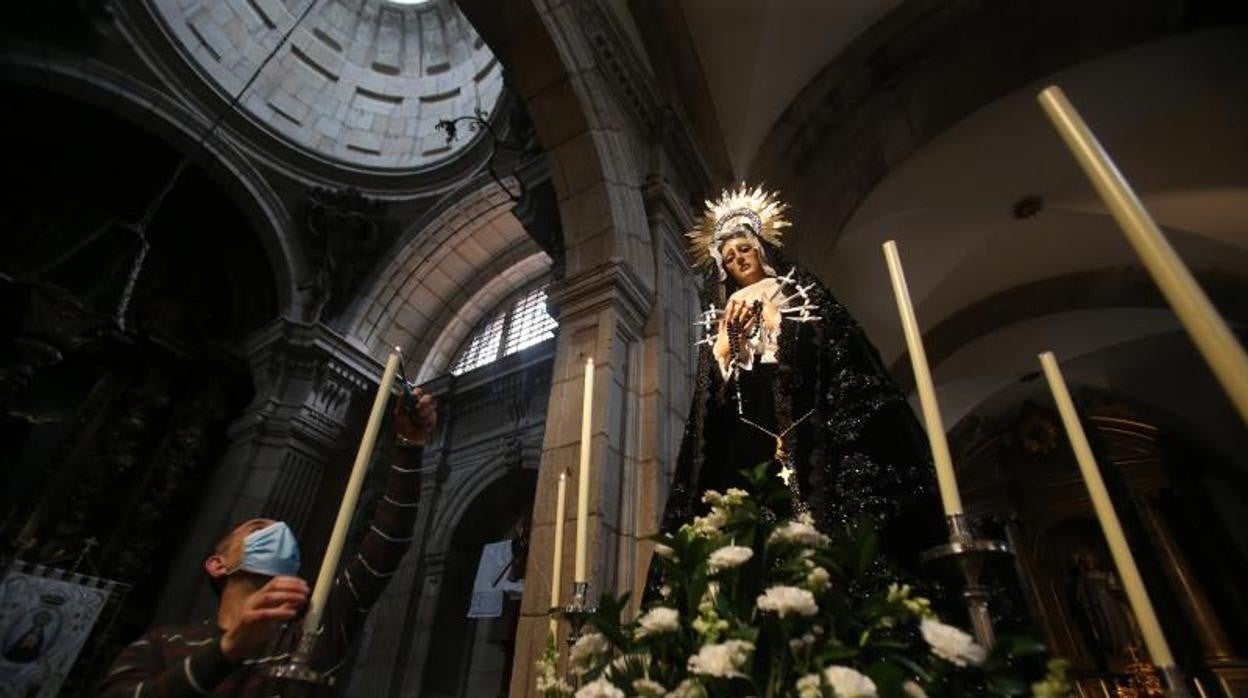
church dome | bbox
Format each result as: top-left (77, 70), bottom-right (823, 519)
top-left (148, 0), bottom-right (502, 171)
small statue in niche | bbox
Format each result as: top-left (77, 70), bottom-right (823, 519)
top-left (299, 187), bottom-right (396, 322)
top-left (1070, 550), bottom-right (1144, 665)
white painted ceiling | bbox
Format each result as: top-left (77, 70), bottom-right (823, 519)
top-left (825, 27), bottom-right (1248, 423)
top-left (681, 0), bottom-right (901, 178)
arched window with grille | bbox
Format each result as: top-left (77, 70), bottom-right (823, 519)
top-left (449, 284), bottom-right (557, 376)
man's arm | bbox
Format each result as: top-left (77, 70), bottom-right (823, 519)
top-left (97, 631), bottom-right (237, 698)
top-left (318, 387), bottom-right (435, 671)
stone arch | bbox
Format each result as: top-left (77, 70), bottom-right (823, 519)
top-left (345, 180), bottom-right (547, 363)
top-left (890, 267), bottom-right (1248, 393)
top-left (456, 0), bottom-right (657, 290)
top-left (416, 251), bottom-right (552, 383)
top-left (428, 455), bottom-right (535, 558)
top-left (0, 51), bottom-right (304, 318)
top-left (748, 0), bottom-right (1247, 257)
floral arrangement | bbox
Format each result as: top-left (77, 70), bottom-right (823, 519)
top-left (537, 465), bottom-right (1072, 698)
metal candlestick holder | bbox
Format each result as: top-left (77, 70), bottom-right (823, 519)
top-left (265, 630), bottom-right (335, 686)
top-left (555, 581), bottom-right (598, 685)
top-left (920, 513), bottom-right (1011, 650)
top-left (1158, 666), bottom-right (1193, 698)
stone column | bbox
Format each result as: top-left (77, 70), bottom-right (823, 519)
top-left (154, 318), bottom-right (384, 624)
top-left (508, 258), bottom-right (652, 695)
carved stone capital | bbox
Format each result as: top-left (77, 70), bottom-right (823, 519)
top-left (232, 318), bottom-right (385, 449)
top-left (546, 258), bottom-right (653, 341)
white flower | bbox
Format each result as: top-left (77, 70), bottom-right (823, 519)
top-left (708, 545), bottom-right (753, 571)
top-left (805, 566), bottom-right (830, 591)
top-left (769, 519), bottom-right (829, 547)
top-left (920, 617), bottom-right (987, 667)
top-left (537, 674), bottom-right (574, 695)
top-left (796, 674), bottom-right (823, 698)
top-left (689, 508), bottom-right (727, 536)
top-left (701, 489), bottom-right (724, 506)
top-left (903, 680), bottom-right (929, 698)
top-left (823, 665), bottom-right (878, 698)
top-left (636, 607), bottom-right (680, 638)
top-left (723, 488), bottom-right (749, 505)
top-left (569, 632), bottom-right (611, 672)
top-left (756, 585), bottom-right (818, 618)
top-left (653, 543), bottom-right (675, 559)
top-left (666, 679), bottom-right (707, 698)
top-left (633, 679), bottom-right (667, 697)
top-left (576, 677), bottom-right (624, 698)
top-left (659, 584), bottom-right (672, 599)
top-left (687, 639), bottom-right (754, 678)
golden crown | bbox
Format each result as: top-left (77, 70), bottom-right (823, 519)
top-left (687, 184), bottom-right (790, 273)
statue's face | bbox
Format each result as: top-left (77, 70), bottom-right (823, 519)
top-left (719, 235), bottom-right (768, 286)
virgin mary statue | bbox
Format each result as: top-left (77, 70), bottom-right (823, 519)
top-left (659, 185), bottom-right (940, 563)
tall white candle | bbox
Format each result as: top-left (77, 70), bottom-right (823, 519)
top-left (574, 356), bottom-right (593, 583)
top-left (1038, 86), bottom-right (1248, 425)
top-left (883, 241), bottom-right (964, 517)
top-left (1039, 351), bottom-right (1176, 669)
top-left (549, 470), bottom-right (567, 635)
top-left (303, 348), bottom-right (402, 637)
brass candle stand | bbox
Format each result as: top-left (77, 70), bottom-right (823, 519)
top-left (920, 513), bottom-right (1011, 650)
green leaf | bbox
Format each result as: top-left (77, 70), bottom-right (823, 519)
top-left (886, 653), bottom-right (932, 683)
top-left (986, 674), bottom-right (1029, 696)
top-left (865, 660), bottom-right (908, 698)
top-left (993, 634), bottom-right (1048, 658)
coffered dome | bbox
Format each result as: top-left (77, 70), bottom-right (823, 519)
top-left (149, 0), bottom-right (502, 171)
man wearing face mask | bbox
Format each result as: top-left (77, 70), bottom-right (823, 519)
top-left (99, 386), bottom-right (435, 697)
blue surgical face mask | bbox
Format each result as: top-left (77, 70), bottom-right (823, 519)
top-left (232, 521), bottom-right (301, 577)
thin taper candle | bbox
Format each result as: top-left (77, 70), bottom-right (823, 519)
top-left (1039, 351), bottom-right (1176, 668)
top-left (549, 470), bottom-right (567, 635)
top-left (303, 348), bottom-right (402, 636)
top-left (883, 241), bottom-right (963, 516)
top-left (573, 356), bottom-right (594, 583)
top-left (1038, 86), bottom-right (1248, 424)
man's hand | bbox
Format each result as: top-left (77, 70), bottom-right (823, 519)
top-left (395, 387), bottom-right (436, 446)
top-left (219, 576), bottom-right (308, 661)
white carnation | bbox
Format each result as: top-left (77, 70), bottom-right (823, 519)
top-left (576, 677), bottom-right (624, 698)
top-left (689, 508), bottom-right (727, 536)
top-left (920, 617), bottom-right (987, 666)
top-left (708, 545), bottom-right (753, 571)
top-left (823, 665), bottom-right (878, 698)
top-left (569, 631), bottom-right (611, 672)
top-left (701, 489), bottom-right (724, 506)
top-left (769, 519), bottom-right (829, 547)
top-left (796, 674), bottom-right (822, 698)
top-left (756, 585), bottom-right (818, 618)
top-left (636, 606), bottom-right (680, 638)
top-left (687, 639), bottom-right (754, 678)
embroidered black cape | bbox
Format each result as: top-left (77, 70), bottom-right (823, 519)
top-left (658, 261), bottom-right (942, 569)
